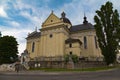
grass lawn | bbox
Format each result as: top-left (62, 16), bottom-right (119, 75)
top-left (30, 66), bottom-right (117, 72)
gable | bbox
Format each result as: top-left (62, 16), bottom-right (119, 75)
top-left (42, 12), bottom-right (62, 28)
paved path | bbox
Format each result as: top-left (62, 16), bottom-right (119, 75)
top-left (0, 69), bottom-right (120, 80)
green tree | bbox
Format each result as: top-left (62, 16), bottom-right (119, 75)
top-left (64, 54), bottom-right (79, 63)
top-left (94, 1), bottom-right (120, 65)
top-left (0, 36), bottom-right (18, 64)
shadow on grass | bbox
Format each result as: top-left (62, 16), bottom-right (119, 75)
top-left (30, 66), bottom-right (116, 72)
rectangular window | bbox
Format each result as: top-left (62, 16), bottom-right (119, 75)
top-left (32, 42), bottom-right (35, 52)
top-left (84, 36), bottom-right (87, 49)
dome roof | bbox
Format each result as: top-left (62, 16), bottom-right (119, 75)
top-left (60, 12), bottom-right (71, 25)
top-left (61, 17), bottom-right (71, 25)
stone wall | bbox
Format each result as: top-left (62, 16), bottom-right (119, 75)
top-left (74, 61), bottom-right (106, 69)
top-left (29, 61), bottom-right (65, 68)
top-left (28, 61), bottom-right (106, 69)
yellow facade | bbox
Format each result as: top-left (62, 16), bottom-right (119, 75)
top-left (65, 42), bottom-right (81, 56)
top-left (26, 11), bottom-right (102, 61)
top-left (71, 30), bottom-right (102, 58)
top-left (40, 27), bottom-right (68, 57)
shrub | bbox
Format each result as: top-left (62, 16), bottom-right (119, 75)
top-left (64, 54), bottom-right (79, 63)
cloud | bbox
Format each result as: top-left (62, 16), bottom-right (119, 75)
top-left (0, 6), bottom-right (8, 18)
top-left (7, 21), bottom-right (20, 27)
top-left (56, 0), bottom-right (120, 25)
top-left (11, 0), bottom-right (46, 28)
top-left (20, 11), bottom-right (39, 23)
top-left (1, 0), bottom-right (120, 55)
top-left (11, 21), bottom-right (20, 27)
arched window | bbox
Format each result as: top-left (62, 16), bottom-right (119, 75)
top-left (84, 36), bottom-right (87, 49)
top-left (69, 43), bottom-right (72, 48)
top-left (32, 42), bottom-right (35, 52)
top-left (94, 36), bottom-right (98, 48)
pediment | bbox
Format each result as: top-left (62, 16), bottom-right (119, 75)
top-left (42, 12), bottom-right (62, 28)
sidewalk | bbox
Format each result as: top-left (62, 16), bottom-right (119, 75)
top-left (0, 68), bottom-right (118, 75)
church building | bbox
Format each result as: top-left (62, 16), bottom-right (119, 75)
top-left (26, 11), bottom-right (102, 62)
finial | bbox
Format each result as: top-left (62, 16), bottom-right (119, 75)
top-left (35, 26), bottom-right (37, 32)
top-left (62, 8), bottom-right (64, 13)
top-left (61, 11), bottom-right (66, 18)
top-left (83, 12), bottom-right (88, 24)
top-left (51, 10), bottom-right (54, 14)
top-left (84, 12), bottom-right (86, 17)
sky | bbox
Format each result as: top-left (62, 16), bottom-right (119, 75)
top-left (0, 0), bottom-right (120, 54)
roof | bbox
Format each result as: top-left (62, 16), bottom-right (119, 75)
top-left (70, 23), bottom-right (94, 32)
top-left (65, 38), bottom-right (82, 44)
top-left (27, 31), bottom-right (41, 39)
top-left (60, 17), bottom-right (71, 25)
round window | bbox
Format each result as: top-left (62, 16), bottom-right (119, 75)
top-left (50, 34), bottom-right (53, 38)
